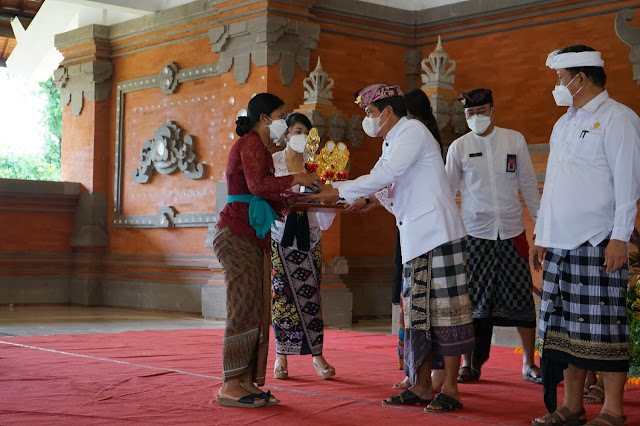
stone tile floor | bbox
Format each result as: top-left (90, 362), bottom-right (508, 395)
top-left (0, 306), bottom-right (392, 337)
top-left (0, 306), bottom-right (530, 348)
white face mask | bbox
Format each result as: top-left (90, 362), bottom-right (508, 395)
top-left (362, 109), bottom-right (390, 138)
top-left (466, 112), bottom-right (492, 134)
top-left (288, 134), bottom-right (307, 153)
top-left (267, 116), bottom-right (288, 140)
top-left (552, 73), bottom-right (582, 107)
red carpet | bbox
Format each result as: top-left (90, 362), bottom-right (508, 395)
top-left (0, 329), bottom-right (638, 425)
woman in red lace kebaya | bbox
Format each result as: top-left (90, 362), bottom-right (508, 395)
top-left (213, 93), bottom-right (320, 408)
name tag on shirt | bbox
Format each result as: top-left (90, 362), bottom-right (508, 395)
top-left (469, 152), bottom-right (483, 158)
top-left (506, 154), bottom-right (517, 173)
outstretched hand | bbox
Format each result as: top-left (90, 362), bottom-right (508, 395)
top-left (292, 172), bottom-right (321, 191)
top-left (345, 195), bottom-right (380, 213)
top-left (308, 185), bottom-right (341, 205)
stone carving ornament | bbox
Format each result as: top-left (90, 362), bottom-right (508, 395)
top-left (346, 116), bottom-right (364, 147)
top-left (133, 121), bottom-right (206, 183)
top-left (421, 36), bottom-right (456, 90)
top-left (304, 58), bottom-right (334, 105)
top-left (209, 15), bottom-right (320, 85)
top-left (53, 61), bottom-right (113, 116)
top-left (327, 112), bottom-right (346, 142)
top-left (160, 62), bottom-right (179, 95)
top-left (615, 9), bottom-right (640, 85)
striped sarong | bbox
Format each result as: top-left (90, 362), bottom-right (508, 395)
top-left (212, 226), bottom-right (271, 385)
top-left (539, 240), bottom-right (630, 372)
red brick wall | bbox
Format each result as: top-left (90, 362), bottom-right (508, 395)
top-left (52, 1), bottom-right (640, 297)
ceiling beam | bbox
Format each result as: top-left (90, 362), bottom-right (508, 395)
top-left (0, 25), bottom-right (14, 38)
top-left (1, 38), bottom-right (9, 58)
top-left (0, 8), bottom-right (36, 20)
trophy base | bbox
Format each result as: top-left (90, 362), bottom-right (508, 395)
top-left (292, 202), bottom-right (347, 212)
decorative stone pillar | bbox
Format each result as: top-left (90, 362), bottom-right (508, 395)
top-left (420, 36), bottom-right (467, 151)
top-left (404, 50), bottom-right (423, 90)
top-left (321, 256), bottom-right (353, 328)
top-left (54, 25), bottom-right (114, 306)
top-left (69, 192), bottom-right (109, 306)
top-left (54, 25), bottom-right (113, 195)
top-left (615, 9), bottom-right (640, 85)
top-left (294, 58), bottom-right (364, 147)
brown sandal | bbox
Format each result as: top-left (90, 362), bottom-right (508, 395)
top-left (532, 406), bottom-right (587, 426)
top-left (586, 413), bottom-right (626, 425)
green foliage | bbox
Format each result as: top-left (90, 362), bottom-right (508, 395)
top-left (0, 152), bottom-right (59, 180)
top-left (0, 77), bottom-right (61, 181)
top-left (38, 78), bottom-right (62, 170)
top-left (627, 246), bottom-right (640, 373)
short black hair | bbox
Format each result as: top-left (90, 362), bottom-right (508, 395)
top-left (284, 112), bottom-right (312, 131)
top-left (371, 95), bottom-right (407, 118)
top-left (558, 45), bottom-right (606, 87)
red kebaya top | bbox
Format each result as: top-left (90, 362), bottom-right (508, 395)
top-left (217, 130), bottom-right (294, 247)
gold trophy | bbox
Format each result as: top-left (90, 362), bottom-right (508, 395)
top-left (304, 128), bottom-right (320, 174)
top-left (318, 141), bottom-right (350, 183)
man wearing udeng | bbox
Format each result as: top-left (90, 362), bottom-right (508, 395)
top-left (312, 83), bottom-right (473, 413)
top-left (531, 45), bottom-right (640, 426)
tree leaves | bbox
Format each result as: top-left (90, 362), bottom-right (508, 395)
top-left (0, 77), bottom-right (61, 181)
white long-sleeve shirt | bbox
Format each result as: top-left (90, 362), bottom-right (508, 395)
top-left (446, 126), bottom-right (541, 240)
top-left (335, 117), bottom-right (466, 263)
top-left (534, 90), bottom-right (640, 249)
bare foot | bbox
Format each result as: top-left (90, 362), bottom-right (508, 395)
top-left (583, 385), bottom-right (604, 404)
top-left (313, 354), bottom-right (330, 369)
top-left (383, 386), bottom-right (433, 405)
top-left (240, 382), bottom-right (279, 405)
top-left (431, 370), bottom-right (444, 392)
top-left (219, 384), bottom-right (256, 401)
top-left (274, 354), bottom-right (288, 379)
top-left (392, 376), bottom-right (411, 389)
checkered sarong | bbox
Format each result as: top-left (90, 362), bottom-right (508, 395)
top-left (466, 235), bottom-right (536, 327)
top-left (404, 238), bottom-right (473, 330)
top-left (402, 238), bottom-right (475, 385)
top-left (539, 240), bottom-right (630, 371)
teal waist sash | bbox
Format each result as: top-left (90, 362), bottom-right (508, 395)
top-left (227, 194), bottom-right (278, 239)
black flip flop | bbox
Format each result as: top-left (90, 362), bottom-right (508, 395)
top-left (216, 394), bottom-right (266, 408)
top-left (424, 393), bottom-right (463, 413)
top-left (382, 388), bottom-right (431, 406)
top-left (257, 390), bottom-right (280, 406)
